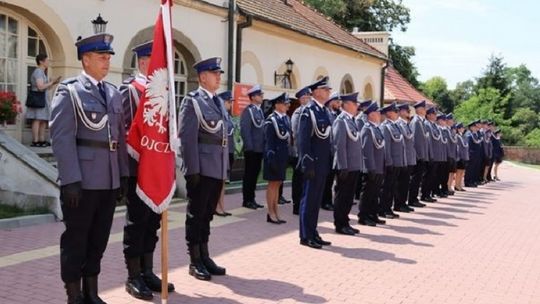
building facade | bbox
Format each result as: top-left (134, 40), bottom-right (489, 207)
top-left (0, 0), bottom-right (387, 143)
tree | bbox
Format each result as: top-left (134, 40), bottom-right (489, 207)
top-left (476, 55), bottom-right (512, 98)
top-left (450, 80), bottom-right (475, 105)
top-left (524, 129), bottom-right (540, 148)
top-left (506, 64), bottom-right (540, 113)
top-left (510, 108), bottom-right (539, 135)
top-left (304, 0), bottom-right (420, 87)
top-left (421, 76), bottom-right (455, 112)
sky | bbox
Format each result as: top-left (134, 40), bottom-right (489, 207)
top-left (391, 0), bottom-right (540, 89)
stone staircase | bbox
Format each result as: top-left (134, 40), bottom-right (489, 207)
top-left (28, 146), bottom-right (57, 167)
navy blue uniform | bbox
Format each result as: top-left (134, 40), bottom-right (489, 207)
top-left (263, 112), bottom-right (291, 181)
top-left (298, 100), bottom-right (332, 241)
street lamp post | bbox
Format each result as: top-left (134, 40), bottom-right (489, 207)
top-left (91, 14), bottom-right (108, 34)
top-left (274, 58), bottom-right (294, 89)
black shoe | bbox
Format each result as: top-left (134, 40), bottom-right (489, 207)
top-left (314, 235), bottom-right (331, 246)
top-left (30, 142), bottom-right (40, 147)
top-left (321, 204), bottom-right (334, 211)
top-left (293, 208), bottom-right (299, 215)
top-left (348, 226), bottom-right (360, 234)
top-left (267, 214), bottom-right (281, 224)
top-left (214, 211), bottom-right (228, 217)
top-left (65, 280), bottom-right (84, 304)
top-left (335, 226), bottom-right (356, 235)
top-left (300, 239), bottom-right (322, 249)
top-left (82, 276), bottom-right (106, 304)
top-left (421, 196), bottom-right (437, 203)
top-left (188, 245), bottom-right (211, 280)
top-left (358, 217), bottom-right (376, 226)
top-left (200, 243), bottom-right (226, 276)
top-left (254, 201), bottom-right (264, 208)
top-left (41, 141), bottom-right (51, 147)
top-left (125, 276), bottom-right (153, 300)
top-left (279, 196), bottom-right (291, 204)
top-left (448, 190), bottom-right (455, 196)
top-left (369, 214), bottom-right (386, 225)
top-left (378, 212), bottom-right (394, 219)
top-left (140, 253), bottom-right (175, 292)
top-left (242, 201), bottom-right (258, 209)
top-left (277, 218), bottom-right (287, 224)
top-left (409, 201), bottom-right (426, 208)
top-left (465, 183), bottom-right (477, 188)
top-left (394, 206), bottom-right (411, 213)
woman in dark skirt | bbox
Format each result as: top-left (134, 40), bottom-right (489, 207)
top-left (263, 93), bottom-right (291, 224)
top-left (492, 129), bottom-right (504, 180)
top-left (215, 91), bottom-right (235, 216)
top-left (455, 123), bottom-right (469, 191)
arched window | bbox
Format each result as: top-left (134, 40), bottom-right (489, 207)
top-left (173, 50), bottom-right (187, 104)
top-left (363, 83), bottom-right (373, 100)
top-left (0, 13), bottom-right (19, 94)
top-left (340, 74), bottom-right (355, 94)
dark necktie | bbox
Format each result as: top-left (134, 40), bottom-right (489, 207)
top-left (97, 82), bottom-right (107, 101)
top-left (212, 96), bottom-right (222, 110)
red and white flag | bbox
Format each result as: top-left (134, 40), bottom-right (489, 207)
top-left (127, 0), bottom-right (178, 213)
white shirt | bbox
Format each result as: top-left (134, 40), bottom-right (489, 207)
top-left (343, 111), bottom-right (355, 120)
top-left (312, 98), bottom-right (325, 109)
top-left (135, 73), bottom-right (148, 86)
top-left (82, 70), bottom-right (101, 87)
top-left (274, 110), bottom-right (287, 118)
top-left (199, 86), bottom-right (215, 98)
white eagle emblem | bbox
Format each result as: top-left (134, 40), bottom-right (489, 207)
top-left (143, 68), bottom-right (169, 133)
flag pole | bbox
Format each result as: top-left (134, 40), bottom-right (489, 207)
top-left (161, 1), bottom-right (175, 303)
top-left (161, 210), bottom-right (169, 304)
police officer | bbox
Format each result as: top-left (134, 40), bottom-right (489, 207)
top-left (332, 92), bottom-right (362, 235)
top-left (353, 100), bottom-right (373, 203)
top-left (50, 33), bottom-right (129, 304)
top-left (422, 106), bottom-right (443, 201)
top-left (240, 84), bottom-right (265, 209)
top-left (215, 90), bottom-right (235, 217)
top-left (482, 121), bottom-right (493, 183)
top-left (298, 76), bottom-right (333, 249)
top-left (120, 41), bottom-right (174, 300)
top-left (263, 92), bottom-right (292, 224)
top-left (291, 86), bottom-right (311, 215)
top-left (379, 103), bottom-right (407, 217)
top-left (491, 129), bottom-right (504, 181)
top-left (435, 113), bottom-right (450, 197)
top-left (397, 103), bottom-right (421, 209)
top-left (358, 102), bottom-right (386, 226)
top-left (321, 92), bottom-right (341, 211)
top-left (443, 113), bottom-right (458, 195)
top-left (409, 101), bottom-right (430, 205)
top-left (179, 57), bottom-right (228, 281)
top-left (464, 120), bottom-right (482, 187)
top-left (454, 122), bottom-right (469, 191)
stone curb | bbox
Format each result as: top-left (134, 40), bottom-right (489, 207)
top-left (0, 214), bottom-right (57, 230)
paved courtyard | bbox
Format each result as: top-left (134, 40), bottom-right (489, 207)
top-left (1, 162), bottom-right (540, 304)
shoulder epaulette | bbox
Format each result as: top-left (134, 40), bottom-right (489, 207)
top-left (188, 90), bottom-right (199, 97)
top-left (122, 76), bottom-right (135, 84)
top-left (103, 81), bottom-right (117, 89)
top-left (60, 77), bottom-right (77, 85)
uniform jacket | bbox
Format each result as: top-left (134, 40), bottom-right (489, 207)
top-left (298, 99), bottom-right (332, 175)
top-left (179, 88), bottom-right (229, 180)
top-left (290, 105), bottom-right (304, 158)
top-left (332, 112), bottom-right (363, 172)
top-left (397, 117), bottom-right (417, 166)
top-left (410, 115), bottom-right (430, 161)
top-left (492, 135), bottom-right (504, 159)
top-left (483, 130), bottom-right (493, 159)
top-left (50, 73), bottom-right (129, 189)
top-left (466, 130), bottom-right (482, 159)
top-left (380, 119), bottom-right (407, 168)
top-left (355, 112), bottom-right (368, 131)
top-left (225, 111), bottom-right (235, 155)
top-left (442, 127), bottom-right (458, 160)
top-left (457, 132), bottom-right (470, 161)
top-left (240, 104), bottom-right (265, 152)
top-left (361, 121), bottom-right (386, 174)
top-left (426, 120), bottom-right (445, 162)
top-left (264, 112), bottom-right (291, 165)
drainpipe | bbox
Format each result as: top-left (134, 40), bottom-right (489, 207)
top-left (235, 13), bottom-right (253, 83)
top-left (380, 60), bottom-right (388, 106)
top-left (226, 0), bottom-right (236, 90)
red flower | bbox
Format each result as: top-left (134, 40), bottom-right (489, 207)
top-left (0, 91), bottom-right (21, 123)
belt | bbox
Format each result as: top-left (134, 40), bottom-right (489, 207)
top-left (76, 138), bottom-right (118, 151)
top-left (198, 136), bottom-right (227, 147)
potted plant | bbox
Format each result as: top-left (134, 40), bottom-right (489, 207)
top-left (0, 91), bottom-right (22, 127)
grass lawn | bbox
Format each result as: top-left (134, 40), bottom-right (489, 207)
top-left (0, 204), bottom-right (50, 219)
top-left (509, 161), bottom-right (540, 170)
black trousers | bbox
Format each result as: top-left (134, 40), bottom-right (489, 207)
top-left (291, 157), bottom-right (304, 213)
top-left (438, 160), bottom-right (450, 193)
top-left (322, 169), bottom-right (336, 207)
top-left (123, 177), bottom-right (161, 259)
top-left (354, 172), bottom-right (365, 200)
top-left (185, 175), bottom-right (223, 246)
top-left (333, 170), bottom-right (359, 229)
top-left (359, 172), bottom-right (383, 220)
top-left (379, 166), bottom-right (397, 213)
top-left (60, 189), bottom-right (117, 283)
top-left (393, 166), bottom-right (410, 209)
top-left (422, 161), bottom-right (439, 198)
top-left (242, 151), bottom-right (263, 203)
top-left (409, 159), bottom-right (426, 203)
top-left (465, 156), bottom-right (480, 185)
top-left (487, 159), bottom-right (494, 180)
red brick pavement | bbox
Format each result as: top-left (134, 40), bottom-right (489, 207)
top-left (1, 162), bottom-right (540, 303)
